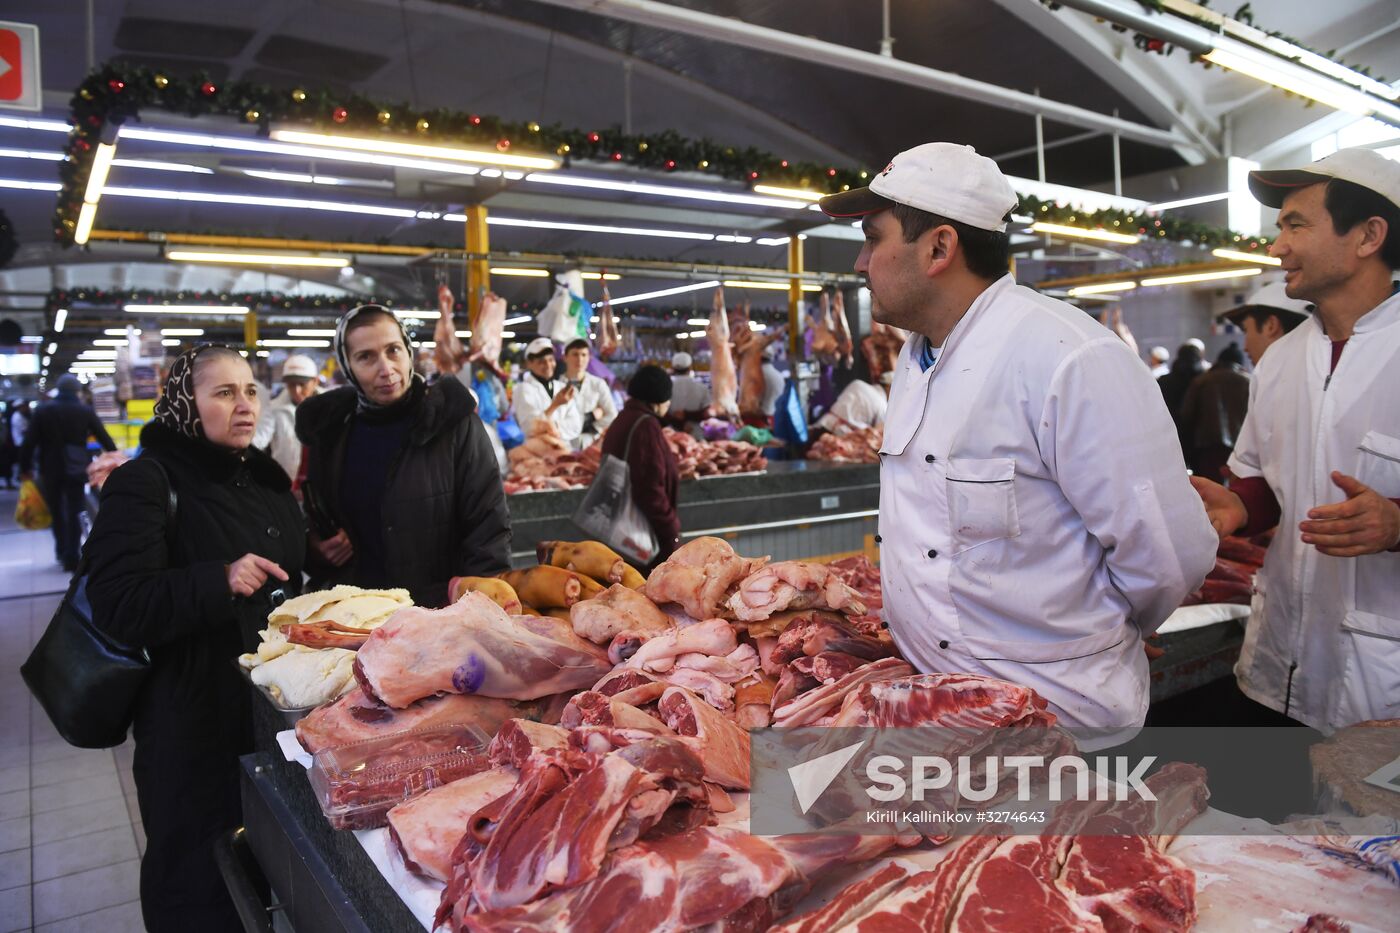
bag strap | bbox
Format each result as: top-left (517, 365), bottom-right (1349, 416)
top-left (621, 413), bottom-right (654, 461)
top-left (75, 457), bottom-right (178, 577)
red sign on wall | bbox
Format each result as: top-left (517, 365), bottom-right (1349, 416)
top-left (0, 21), bottom-right (41, 112)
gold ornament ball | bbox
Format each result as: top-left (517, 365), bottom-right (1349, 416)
top-left (245, 109), bottom-right (261, 123)
top-left (528, 122), bottom-right (541, 133)
top-left (79, 88), bottom-right (93, 100)
top-left (62, 218), bottom-right (76, 230)
top-left (416, 118), bottom-right (431, 133)
top-left (859, 170), bottom-right (869, 179)
top-left (699, 159), bottom-right (709, 169)
top-left (153, 74), bottom-right (169, 89)
top-left (377, 110), bottom-right (392, 125)
top-left (638, 141), bottom-right (649, 152)
top-left (291, 88), bottom-right (307, 103)
top-left (557, 144), bottom-right (571, 155)
top-left (842, 184), bottom-right (850, 191)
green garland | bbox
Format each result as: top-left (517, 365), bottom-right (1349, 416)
top-left (54, 62), bottom-right (1268, 255)
top-left (1023, 195), bottom-right (1270, 251)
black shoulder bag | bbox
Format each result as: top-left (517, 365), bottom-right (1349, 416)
top-left (21, 459), bottom-right (177, 748)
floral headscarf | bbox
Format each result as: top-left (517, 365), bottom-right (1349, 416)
top-left (333, 304), bottom-right (421, 411)
top-left (152, 344), bottom-right (229, 439)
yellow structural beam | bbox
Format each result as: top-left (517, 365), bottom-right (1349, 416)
top-left (243, 309), bottom-right (259, 347)
top-left (465, 204), bottom-right (490, 323)
top-left (87, 229), bottom-right (434, 257)
top-left (787, 235), bottom-right (804, 362)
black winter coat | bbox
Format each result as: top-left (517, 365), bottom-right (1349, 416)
top-left (296, 376), bottom-right (511, 606)
top-left (82, 421), bottom-right (305, 928)
top-left (18, 395), bottom-right (117, 480)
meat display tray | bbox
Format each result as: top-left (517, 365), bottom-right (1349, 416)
top-left (236, 661), bottom-right (320, 728)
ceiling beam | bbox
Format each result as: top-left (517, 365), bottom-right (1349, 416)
top-left (517, 0), bottom-right (1195, 153)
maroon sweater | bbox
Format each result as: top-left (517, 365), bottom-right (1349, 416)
top-left (602, 399), bottom-right (681, 559)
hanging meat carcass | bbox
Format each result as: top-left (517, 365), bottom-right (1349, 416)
top-left (596, 282), bottom-right (620, 360)
top-left (708, 287), bottom-right (739, 417)
top-left (434, 284), bottom-right (468, 376)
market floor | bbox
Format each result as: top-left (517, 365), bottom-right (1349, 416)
top-left (0, 488), bottom-right (146, 933)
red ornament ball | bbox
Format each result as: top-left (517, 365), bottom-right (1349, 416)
top-left (588, 132), bottom-right (600, 143)
top-left (332, 107), bottom-right (348, 123)
top-left (200, 81), bottom-right (217, 96)
top-left (107, 79), bottom-right (125, 93)
top-left (665, 160), bottom-right (676, 170)
top-left (750, 171), bottom-right (759, 180)
top-left (470, 115), bottom-right (482, 125)
top-left (496, 138), bottom-right (511, 152)
top-left (611, 151), bottom-right (623, 161)
top-left (780, 160), bottom-right (789, 168)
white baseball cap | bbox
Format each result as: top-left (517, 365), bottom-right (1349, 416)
top-left (525, 337), bottom-right (554, 358)
top-left (1149, 346), bottom-right (1170, 362)
top-left (281, 354), bottom-right (318, 380)
top-left (1249, 147), bottom-right (1400, 210)
top-left (819, 142), bottom-right (1019, 232)
top-left (1218, 280), bottom-right (1313, 327)
top-left (1185, 338), bottom-right (1206, 353)
top-left (671, 351), bottom-right (692, 370)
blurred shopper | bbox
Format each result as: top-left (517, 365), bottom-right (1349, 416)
top-left (1178, 343), bottom-right (1251, 480)
top-left (1148, 345), bottom-right (1171, 377)
top-left (758, 344), bottom-right (785, 420)
top-left (1157, 341), bottom-right (1206, 426)
top-left (1192, 149), bottom-right (1400, 730)
top-left (84, 346), bottom-right (305, 933)
top-left (252, 354), bottom-right (319, 481)
top-left (602, 365), bottom-right (680, 564)
top-left (814, 372), bottom-right (889, 435)
top-left (18, 374), bottom-right (116, 571)
top-left (0, 400), bottom-right (19, 488)
top-left (511, 337), bottom-right (582, 442)
top-left (297, 305), bottom-right (510, 605)
top-left (1217, 281), bottom-right (1312, 366)
top-left (667, 351), bottom-right (711, 431)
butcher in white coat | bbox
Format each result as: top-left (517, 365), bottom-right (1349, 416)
top-left (820, 143), bottom-right (1216, 745)
top-left (1192, 148), bottom-right (1400, 732)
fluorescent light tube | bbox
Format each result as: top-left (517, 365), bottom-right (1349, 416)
top-left (269, 129), bottom-right (560, 171)
top-left (167, 249), bottom-right (349, 267)
top-left (1029, 222), bottom-right (1140, 245)
top-left (1210, 248), bottom-right (1281, 266)
top-left (1140, 268), bottom-right (1262, 287)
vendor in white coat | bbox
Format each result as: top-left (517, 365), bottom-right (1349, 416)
top-left (819, 143), bottom-right (1216, 744)
top-left (511, 337), bottom-right (583, 442)
top-left (1192, 148), bottom-right (1400, 731)
top-left (253, 353), bottom-right (319, 481)
top-left (561, 338), bottom-right (617, 447)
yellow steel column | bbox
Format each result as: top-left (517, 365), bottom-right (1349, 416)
top-left (465, 204), bottom-right (491, 323)
top-left (243, 309), bottom-right (258, 349)
top-left (787, 235), bottom-right (804, 362)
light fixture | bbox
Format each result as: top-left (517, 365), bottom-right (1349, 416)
top-left (73, 202), bottom-right (98, 245)
top-left (257, 338), bottom-right (331, 348)
top-left (112, 158), bottom-right (213, 174)
top-left (502, 316), bottom-right (532, 327)
top-left (1147, 192), bottom-right (1229, 212)
top-left (0, 178), bottom-right (62, 192)
top-left (162, 338), bottom-right (182, 347)
top-left (399, 311), bottom-right (440, 321)
top-left (256, 350), bottom-right (271, 357)
top-left (455, 330), bottom-right (472, 339)
top-left (1066, 281), bottom-right (1138, 297)
top-left (125, 304), bottom-right (250, 315)
top-left (751, 184), bottom-right (825, 202)
top-left (103, 328), bottom-right (139, 336)
top-left (486, 216), bottom-right (716, 241)
top-left (53, 309), bottom-right (68, 332)
top-left (600, 281), bottom-right (721, 307)
top-left (499, 330), bottom-right (517, 338)
top-left (721, 279), bottom-right (823, 292)
top-left (1029, 222), bottom-right (1140, 245)
top-left (167, 249), bottom-right (349, 268)
top-left (119, 126), bottom-right (489, 178)
top-left (522, 173), bottom-right (810, 210)
top-left (102, 185), bottom-right (422, 220)
top-left (0, 116), bottom-right (69, 132)
top-left (78, 350), bottom-right (118, 359)
top-left (0, 148), bottom-right (62, 162)
top-left (1210, 248), bottom-right (1281, 266)
top-left (685, 330), bottom-right (708, 339)
top-left (686, 318), bottom-right (709, 326)
top-left (755, 236), bottom-right (791, 246)
top-left (1140, 268), bottom-right (1262, 287)
top-left (749, 322), bottom-right (768, 331)
top-left (1202, 48), bottom-right (1380, 117)
top-left (269, 129), bottom-right (561, 171)
top-left (92, 338), bottom-right (129, 347)
top-left (83, 142), bottom-right (117, 202)
top-left (286, 329), bottom-right (337, 337)
top-left (45, 342), bottom-right (57, 354)
top-left (489, 267), bottom-right (551, 277)
top-left (161, 328), bottom-right (205, 336)
top-left (580, 272), bottom-right (621, 281)
top-left (241, 169), bottom-right (350, 185)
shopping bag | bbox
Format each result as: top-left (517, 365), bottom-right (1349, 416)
top-left (772, 378), bottom-right (809, 445)
top-left (15, 478), bottom-right (51, 530)
top-left (537, 270), bottom-right (591, 345)
top-left (571, 418), bottom-right (659, 565)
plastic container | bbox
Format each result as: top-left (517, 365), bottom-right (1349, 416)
top-left (308, 724), bottom-right (491, 830)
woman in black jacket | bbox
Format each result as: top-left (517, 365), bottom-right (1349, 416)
top-left (296, 305), bottom-right (510, 605)
top-left (85, 345), bottom-right (305, 933)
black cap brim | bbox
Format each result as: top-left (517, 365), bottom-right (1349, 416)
top-left (819, 186), bottom-right (893, 218)
top-left (1248, 169), bottom-right (1330, 208)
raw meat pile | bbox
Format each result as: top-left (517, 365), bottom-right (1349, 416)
top-left (1180, 535), bottom-right (1267, 606)
top-left (807, 426), bottom-right (882, 463)
top-left (503, 419), bottom-right (602, 493)
top-left (282, 538), bottom-right (1241, 931)
top-left (860, 316), bottom-right (908, 385)
top-left (663, 427), bottom-right (766, 479)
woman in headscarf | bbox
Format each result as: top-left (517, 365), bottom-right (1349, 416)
top-left (602, 364), bottom-right (682, 565)
top-left (296, 304), bottom-right (510, 605)
top-left (84, 345), bottom-right (305, 933)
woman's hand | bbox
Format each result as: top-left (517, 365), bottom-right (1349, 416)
top-left (312, 529), bottom-right (355, 567)
top-left (227, 553), bottom-right (289, 597)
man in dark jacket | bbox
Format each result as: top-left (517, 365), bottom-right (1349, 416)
top-left (1178, 343), bottom-right (1251, 481)
top-left (297, 305), bottom-right (511, 605)
top-left (19, 374), bottom-right (117, 570)
top-left (602, 365), bottom-right (681, 564)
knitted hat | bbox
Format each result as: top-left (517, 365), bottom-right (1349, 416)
top-left (628, 364), bottom-right (673, 405)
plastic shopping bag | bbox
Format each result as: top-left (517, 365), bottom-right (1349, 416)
top-left (772, 378), bottom-right (809, 445)
top-left (16, 479), bottom-right (51, 530)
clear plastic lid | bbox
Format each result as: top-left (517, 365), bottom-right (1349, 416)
top-left (308, 723), bottom-right (491, 831)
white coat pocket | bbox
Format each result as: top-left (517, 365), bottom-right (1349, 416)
top-left (945, 457), bottom-right (1019, 554)
top-left (1335, 610), bottom-right (1400, 727)
top-left (1358, 430), bottom-right (1400, 496)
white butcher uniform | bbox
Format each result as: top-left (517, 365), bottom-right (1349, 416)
top-left (568, 371), bottom-right (619, 446)
top-left (512, 372), bottom-right (584, 443)
top-left (817, 379), bottom-right (887, 435)
top-left (1228, 288), bottom-right (1400, 731)
top-left (878, 274), bottom-right (1216, 744)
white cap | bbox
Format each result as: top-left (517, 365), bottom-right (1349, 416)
top-left (281, 355), bottom-right (318, 380)
top-left (671, 351), bottom-right (692, 370)
top-left (1249, 147), bottom-right (1400, 210)
top-left (1219, 280), bottom-right (1313, 326)
top-left (525, 337), bottom-right (554, 358)
top-left (1185, 338), bottom-right (1206, 353)
top-left (878, 370), bottom-right (894, 385)
top-left (819, 142), bottom-right (1019, 232)
top-left (1149, 346), bottom-right (1170, 362)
